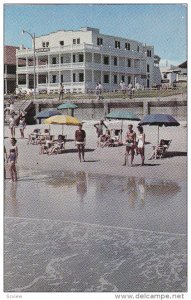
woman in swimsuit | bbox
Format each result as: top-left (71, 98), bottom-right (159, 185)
top-left (137, 125), bottom-right (145, 166)
top-left (7, 138), bottom-right (18, 181)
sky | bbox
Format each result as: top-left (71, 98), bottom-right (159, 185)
top-left (3, 3), bottom-right (187, 66)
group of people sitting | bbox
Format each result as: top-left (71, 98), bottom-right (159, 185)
top-left (28, 128), bottom-right (66, 155)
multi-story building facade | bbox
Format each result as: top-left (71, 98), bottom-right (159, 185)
top-left (4, 46), bottom-right (19, 94)
top-left (16, 27), bottom-right (158, 94)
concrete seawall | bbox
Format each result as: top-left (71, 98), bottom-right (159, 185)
top-left (7, 94), bottom-right (186, 124)
top-left (34, 93), bottom-right (187, 121)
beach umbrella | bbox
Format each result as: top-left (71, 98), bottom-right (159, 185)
top-left (106, 110), bottom-right (141, 121)
top-left (44, 115), bottom-right (81, 134)
top-left (35, 109), bottom-right (62, 120)
top-left (35, 109), bottom-right (62, 129)
top-left (106, 110), bottom-right (141, 141)
top-left (139, 114), bottom-right (180, 144)
top-left (57, 102), bottom-right (78, 116)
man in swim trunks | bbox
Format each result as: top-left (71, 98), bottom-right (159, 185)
top-left (75, 124), bottom-right (86, 162)
top-left (123, 124), bottom-right (136, 166)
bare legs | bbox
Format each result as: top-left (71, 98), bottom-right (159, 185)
top-left (123, 147), bottom-right (135, 167)
top-left (77, 144), bottom-right (85, 162)
top-left (9, 162), bottom-right (17, 182)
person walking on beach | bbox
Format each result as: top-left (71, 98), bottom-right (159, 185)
top-left (59, 82), bottom-right (64, 100)
top-left (4, 146), bottom-right (7, 179)
top-left (137, 125), bottom-right (145, 166)
top-left (123, 124), bottom-right (136, 167)
top-left (7, 138), bottom-right (18, 182)
top-left (9, 113), bottom-right (16, 138)
top-left (75, 124), bottom-right (86, 162)
top-left (18, 116), bottom-right (26, 138)
top-left (94, 120), bottom-right (108, 147)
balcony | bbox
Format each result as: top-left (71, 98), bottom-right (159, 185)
top-left (16, 43), bottom-right (146, 60)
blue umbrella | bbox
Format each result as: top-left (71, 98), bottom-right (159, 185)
top-left (35, 109), bottom-right (62, 128)
top-left (35, 109), bottom-right (62, 120)
top-left (139, 114), bottom-right (180, 144)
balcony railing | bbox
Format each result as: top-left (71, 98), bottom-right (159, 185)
top-left (16, 43), bottom-right (146, 59)
top-left (17, 63), bottom-right (141, 74)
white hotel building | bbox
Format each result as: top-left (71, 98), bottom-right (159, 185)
top-left (16, 27), bottom-right (160, 94)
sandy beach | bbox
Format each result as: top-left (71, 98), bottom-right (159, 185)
top-left (4, 119), bottom-right (187, 181)
top-left (4, 119), bottom-right (187, 292)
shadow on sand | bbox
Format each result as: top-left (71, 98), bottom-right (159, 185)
top-left (63, 148), bottom-right (95, 154)
top-left (165, 151), bottom-right (187, 158)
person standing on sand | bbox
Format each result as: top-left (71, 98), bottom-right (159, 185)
top-left (94, 120), bottom-right (108, 147)
top-left (18, 116), bottom-right (26, 138)
top-left (75, 124), bottom-right (86, 162)
top-left (7, 138), bottom-right (18, 182)
top-left (4, 146), bottom-right (7, 179)
top-left (123, 124), bottom-right (136, 167)
top-left (9, 113), bottom-right (16, 138)
top-left (137, 125), bottom-right (145, 166)
top-left (59, 82), bottom-right (64, 100)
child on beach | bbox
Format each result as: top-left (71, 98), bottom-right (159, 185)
top-left (7, 138), bottom-right (18, 182)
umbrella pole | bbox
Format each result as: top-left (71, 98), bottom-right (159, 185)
top-left (121, 120), bottom-right (123, 142)
top-left (158, 126), bottom-right (159, 145)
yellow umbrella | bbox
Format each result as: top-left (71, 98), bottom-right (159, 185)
top-left (44, 115), bottom-right (81, 134)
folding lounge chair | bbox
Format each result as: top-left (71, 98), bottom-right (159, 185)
top-left (109, 129), bottom-right (123, 147)
top-left (154, 139), bottom-right (172, 159)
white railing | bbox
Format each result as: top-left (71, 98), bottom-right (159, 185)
top-left (16, 43), bottom-right (146, 59)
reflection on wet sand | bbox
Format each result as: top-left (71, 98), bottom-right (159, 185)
top-left (76, 171), bottom-right (87, 201)
top-left (4, 170), bottom-right (186, 234)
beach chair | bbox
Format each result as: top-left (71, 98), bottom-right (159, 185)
top-left (149, 139), bottom-right (172, 159)
top-left (109, 129), bottom-right (123, 147)
top-left (48, 135), bottom-right (66, 155)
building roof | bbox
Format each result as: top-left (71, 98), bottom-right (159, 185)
top-left (4, 45), bottom-right (19, 65)
top-left (178, 61), bottom-right (187, 68)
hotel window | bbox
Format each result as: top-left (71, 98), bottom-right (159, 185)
top-left (121, 75), bottom-right (125, 82)
top-left (114, 75), bottom-right (117, 84)
top-left (128, 76), bottom-right (131, 85)
top-left (42, 42), bottom-right (46, 47)
top-left (60, 41), bottom-right (64, 46)
top-left (61, 57), bottom-right (64, 64)
top-left (46, 42), bottom-right (49, 47)
top-left (61, 74), bottom-right (63, 83)
top-left (52, 75), bottom-right (57, 83)
top-left (97, 37), bottom-right (103, 46)
top-left (73, 73), bottom-right (76, 82)
top-left (104, 74), bottom-right (109, 83)
top-left (79, 54), bottom-right (84, 62)
top-left (147, 50), bottom-right (152, 57)
top-left (103, 56), bottom-right (109, 65)
top-left (147, 64), bottom-right (150, 72)
top-left (52, 57), bottom-right (57, 64)
top-left (77, 38), bottom-right (80, 44)
top-left (73, 55), bottom-right (76, 63)
top-left (79, 73), bottom-right (84, 82)
top-left (128, 59), bottom-right (131, 67)
top-left (114, 57), bottom-right (117, 66)
top-left (115, 41), bottom-right (120, 49)
top-left (73, 39), bottom-right (76, 45)
top-left (125, 42), bottom-right (131, 50)
top-left (137, 45), bottom-right (140, 52)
